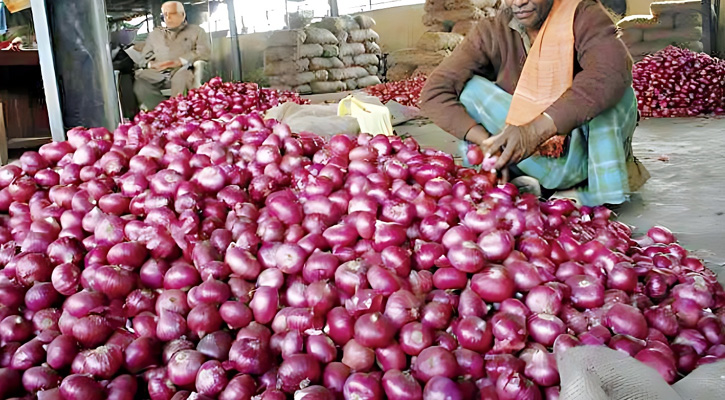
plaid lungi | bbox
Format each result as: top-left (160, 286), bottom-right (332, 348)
top-left (458, 75), bottom-right (642, 206)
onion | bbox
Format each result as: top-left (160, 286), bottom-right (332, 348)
top-left (413, 346), bottom-right (458, 382)
top-left (471, 266), bottom-right (515, 303)
top-left (528, 313), bottom-right (566, 347)
top-left (635, 348), bottom-right (677, 383)
top-left (566, 275), bottom-right (605, 310)
top-left (603, 303), bottom-right (649, 339)
top-left (343, 372), bottom-right (383, 400)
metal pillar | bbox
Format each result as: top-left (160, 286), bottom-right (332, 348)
top-left (150, 0), bottom-right (162, 27)
top-left (30, 0), bottom-right (65, 141)
top-left (329, 0), bottom-right (339, 17)
top-left (45, 0), bottom-right (120, 131)
top-left (226, 0), bottom-right (242, 82)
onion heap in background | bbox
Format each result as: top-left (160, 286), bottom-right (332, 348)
top-left (0, 77), bottom-right (724, 400)
top-left (632, 46), bottom-right (725, 118)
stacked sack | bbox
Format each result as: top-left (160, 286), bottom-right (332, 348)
top-left (617, 0), bottom-right (704, 61)
top-left (264, 16), bottom-right (383, 94)
top-left (423, 0), bottom-right (499, 35)
top-left (386, 32), bottom-right (463, 81)
top-left (312, 15), bottom-right (382, 92)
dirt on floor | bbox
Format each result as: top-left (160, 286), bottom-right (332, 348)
top-left (396, 116), bottom-right (725, 283)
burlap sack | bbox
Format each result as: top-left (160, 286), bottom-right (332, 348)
top-left (365, 41), bottom-right (382, 54)
top-left (650, 0), bottom-right (701, 16)
top-left (627, 39), bottom-right (673, 57)
top-left (335, 31), bottom-right (349, 44)
top-left (327, 68), bottom-right (349, 81)
top-left (309, 57), bottom-right (345, 71)
top-left (365, 65), bottom-right (379, 76)
top-left (357, 75), bottom-right (382, 88)
top-left (340, 43), bottom-right (366, 57)
top-left (267, 29), bottom-right (306, 47)
top-left (322, 44), bottom-right (340, 58)
top-left (310, 80), bottom-right (347, 94)
top-left (642, 26), bottom-right (702, 42)
top-left (264, 58), bottom-right (310, 76)
top-left (269, 83), bottom-right (293, 91)
top-left (423, 7), bottom-right (485, 26)
top-left (683, 40), bottom-right (704, 52)
top-left (426, 23), bottom-right (450, 32)
top-left (311, 16), bottom-right (360, 34)
top-left (264, 44), bottom-right (324, 63)
top-left (424, 0), bottom-right (447, 12)
top-left (353, 54), bottom-right (379, 66)
top-left (345, 79), bottom-right (359, 91)
top-left (346, 67), bottom-right (370, 79)
top-left (349, 29), bottom-right (380, 43)
top-left (674, 10), bottom-right (703, 29)
top-left (304, 27), bottom-right (339, 45)
top-left (416, 32), bottom-right (464, 51)
top-left (314, 70), bottom-right (329, 81)
top-left (354, 15), bottom-right (377, 29)
top-left (386, 63), bottom-right (417, 81)
top-left (294, 84), bottom-right (312, 94)
top-left (388, 48), bottom-right (451, 67)
top-left (618, 28), bottom-right (644, 45)
top-left (452, 20), bottom-right (478, 35)
top-left (616, 15), bottom-right (658, 29)
top-left (444, 0), bottom-right (498, 10)
top-left (341, 56), bottom-right (355, 67)
top-left (413, 64), bottom-right (437, 77)
top-left (267, 71), bottom-right (315, 87)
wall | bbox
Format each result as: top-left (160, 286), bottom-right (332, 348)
top-left (353, 4), bottom-right (427, 53)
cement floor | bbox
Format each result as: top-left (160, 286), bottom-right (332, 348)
top-left (396, 117), bottom-right (725, 282)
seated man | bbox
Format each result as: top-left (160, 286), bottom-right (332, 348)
top-left (134, 1), bottom-right (211, 110)
top-left (420, 0), bottom-right (649, 206)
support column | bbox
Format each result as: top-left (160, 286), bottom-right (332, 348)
top-left (226, 0), bottom-right (242, 82)
top-left (45, 0), bottom-right (120, 131)
top-left (329, 0), bottom-right (339, 17)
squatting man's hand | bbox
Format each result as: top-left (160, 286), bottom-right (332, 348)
top-left (480, 114), bottom-right (559, 170)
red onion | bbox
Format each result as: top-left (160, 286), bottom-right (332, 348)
top-left (603, 303), bottom-right (648, 339)
top-left (528, 313), bottom-right (566, 347)
top-left (471, 266), bottom-right (515, 302)
top-left (635, 348), bottom-right (677, 383)
top-left (413, 346), bottom-right (458, 382)
top-left (343, 372), bottom-right (383, 400)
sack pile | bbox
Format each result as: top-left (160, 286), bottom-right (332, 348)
top-left (386, 32), bottom-right (463, 81)
top-left (264, 15), bottom-right (382, 95)
top-left (617, 0), bottom-right (704, 61)
top-left (422, 0), bottom-right (499, 35)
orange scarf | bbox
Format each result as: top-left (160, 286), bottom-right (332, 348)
top-left (506, 0), bottom-right (581, 157)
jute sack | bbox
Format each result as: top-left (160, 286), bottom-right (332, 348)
top-left (340, 43), bottom-right (366, 57)
top-left (618, 28), bottom-right (644, 45)
top-left (309, 57), bottom-right (345, 71)
top-left (310, 80), bottom-right (347, 94)
top-left (650, 0), bottom-right (701, 16)
top-left (425, 0), bottom-right (447, 12)
top-left (327, 68), bottom-right (350, 81)
top-left (423, 8), bottom-right (485, 25)
top-left (349, 29), bottom-right (380, 43)
top-left (642, 26), bottom-right (702, 42)
top-left (264, 44), bottom-right (323, 63)
top-left (444, 0), bottom-right (498, 10)
top-left (426, 23), bottom-right (449, 32)
top-left (304, 27), bottom-right (339, 45)
top-left (682, 40), bottom-right (704, 52)
top-left (345, 79), bottom-right (359, 91)
top-left (416, 32), bottom-right (464, 51)
top-left (386, 63), bottom-right (417, 81)
top-left (311, 16), bottom-right (359, 34)
top-left (341, 56), bottom-right (355, 67)
top-left (357, 76), bottom-right (382, 88)
top-left (354, 15), bottom-right (377, 29)
top-left (365, 65), bottom-right (379, 76)
top-left (294, 84), bottom-right (312, 94)
top-left (365, 41), bottom-right (382, 54)
top-left (264, 58), bottom-right (310, 76)
top-left (267, 29), bottom-right (306, 47)
top-left (452, 20), bottom-right (478, 35)
top-left (353, 54), bottom-right (379, 66)
top-left (314, 70), bottom-right (329, 81)
top-left (674, 10), bottom-right (703, 29)
top-left (627, 39), bottom-right (673, 57)
top-left (387, 48), bottom-right (451, 67)
top-left (267, 71), bottom-right (315, 87)
top-left (335, 31), bottom-right (349, 44)
top-left (322, 45), bottom-right (340, 58)
top-left (617, 15), bottom-right (659, 29)
top-left (345, 67), bottom-right (370, 79)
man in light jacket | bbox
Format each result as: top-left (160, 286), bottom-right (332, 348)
top-left (134, 1), bottom-right (211, 110)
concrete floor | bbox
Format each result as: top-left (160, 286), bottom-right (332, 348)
top-left (396, 117), bottom-right (725, 281)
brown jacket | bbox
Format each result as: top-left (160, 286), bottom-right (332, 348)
top-left (419, 1), bottom-right (633, 140)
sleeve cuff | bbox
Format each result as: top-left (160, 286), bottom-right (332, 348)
top-left (544, 103), bottom-right (577, 134)
top-left (457, 118), bottom-right (480, 142)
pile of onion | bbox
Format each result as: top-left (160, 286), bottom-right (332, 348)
top-left (633, 46), bottom-right (725, 118)
top-left (364, 75), bottom-right (428, 107)
top-left (0, 75), bottom-right (723, 400)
